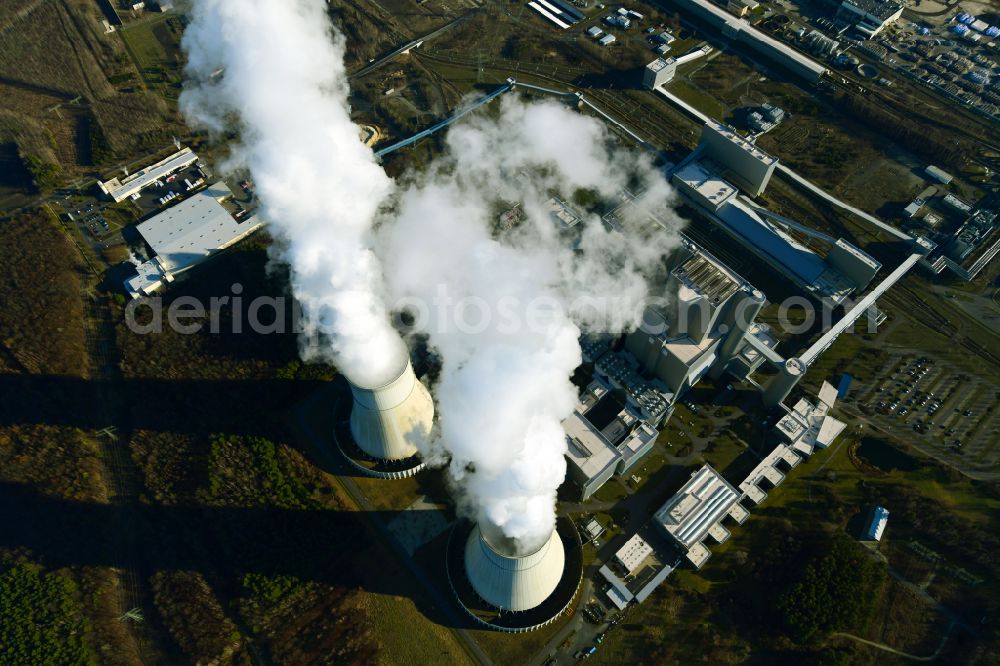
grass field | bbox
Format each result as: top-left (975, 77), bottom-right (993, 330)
top-left (121, 16), bottom-right (182, 82)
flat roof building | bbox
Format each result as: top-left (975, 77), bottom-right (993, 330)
top-left (671, 162), bottom-right (737, 211)
top-left (615, 534), bottom-right (653, 575)
top-left (564, 379), bottom-right (659, 500)
top-left (654, 465), bottom-right (747, 568)
top-left (643, 57), bottom-right (678, 88)
top-left (837, 0), bottom-right (903, 38)
top-left (99, 147), bottom-right (199, 202)
top-left (125, 182), bottom-right (263, 297)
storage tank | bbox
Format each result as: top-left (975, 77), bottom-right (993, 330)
top-left (347, 358), bottom-right (433, 461)
top-left (464, 523), bottom-right (565, 612)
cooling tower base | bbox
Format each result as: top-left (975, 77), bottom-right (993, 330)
top-left (446, 517), bottom-right (583, 633)
top-left (332, 389), bottom-right (425, 479)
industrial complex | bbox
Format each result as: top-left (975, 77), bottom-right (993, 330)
top-left (8, 0), bottom-right (1000, 661)
top-left (124, 180), bottom-right (264, 298)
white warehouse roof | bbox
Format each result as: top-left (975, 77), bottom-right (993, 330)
top-left (136, 181), bottom-right (262, 274)
top-left (99, 147), bottom-right (198, 202)
top-left (655, 465), bottom-right (741, 551)
top-left (615, 534), bottom-right (653, 574)
top-left (464, 524), bottom-right (565, 612)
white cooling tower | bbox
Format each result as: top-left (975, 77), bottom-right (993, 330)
top-left (464, 523), bottom-right (565, 612)
top-left (347, 359), bottom-right (434, 461)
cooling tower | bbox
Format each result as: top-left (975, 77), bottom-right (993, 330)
top-left (347, 359), bottom-right (433, 461)
top-left (464, 523), bottom-right (565, 612)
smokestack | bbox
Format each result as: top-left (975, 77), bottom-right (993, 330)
top-left (347, 358), bottom-right (433, 461)
top-left (464, 522), bottom-right (565, 612)
top-left (710, 287), bottom-right (765, 380)
top-left (763, 357), bottom-right (806, 407)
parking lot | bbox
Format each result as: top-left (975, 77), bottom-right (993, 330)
top-left (854, 352), bottom-right (999, 475)
top-left (128, 161), bottom-right (214, 216)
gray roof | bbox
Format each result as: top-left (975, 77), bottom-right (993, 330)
top-left (136, 182), bottom-right (261, 273)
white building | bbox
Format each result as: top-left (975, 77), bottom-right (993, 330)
top-left (125, 182), bottom-right (263, 297)
top-left (564, 379), bottom-right (658, 500)
top-left (98, 147), bottom-right (198, 202)
top-left (836, 0), bottom-right (903, 38)
top-left (643, 57), bottom-right (677, 89)
top-left (698, 121), bottom-right (778, 196)
top-left (864, 506), bottom-right (889, 541)
top-left (655, 465), bottom-right (748, 568)
top-left (772, 381), bottom-right (846, 457)
top-left (615, 534), bottom-right (653, 575)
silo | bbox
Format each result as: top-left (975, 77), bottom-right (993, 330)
top-left (347, 358), bottom-right (433, 461)
top-left (763, 357), bottom-right (806, 407)
top-left (464, 523), bottom-right (565, 612)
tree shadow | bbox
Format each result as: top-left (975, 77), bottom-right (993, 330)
top-left (0, 480), bottom-right (471, 629)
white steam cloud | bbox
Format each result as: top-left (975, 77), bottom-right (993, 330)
top-left (180, 0), bottom-right (686, 555)
top-left (180, 0), bottom-right (406, 387)
top-left (377, 97), bottom-right (685, 553)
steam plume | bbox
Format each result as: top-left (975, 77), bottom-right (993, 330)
top-left (377, 96), bottom-right (685, 553)
top-left (180, 0), bottom-right (686, 555)
top-left (180, 0), bottom-right (405, 386)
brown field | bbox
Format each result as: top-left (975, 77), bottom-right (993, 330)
top-left (0, 0), bottom-right (176, 186)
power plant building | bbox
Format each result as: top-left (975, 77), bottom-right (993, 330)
top-left (625, 248), bottom-right (766, 395)
top-left (643, 57), bottom-right (677, 88)
top-left (836, 0), bottom-right (903, 39)
top-left (671, 138), bottom-right (880, 304)
top-left (773, 381), bottom-right (845, 456)
top-left (654, 465), bottom-right (748, 568)
top-left (124, 181), bottom-right (263, 298)
top-left (564, 379), bottom-right (658, 500)
top-left (615, 534), bottom-right (654, 575)
top-left (697, 121), bottom-right (777, 196)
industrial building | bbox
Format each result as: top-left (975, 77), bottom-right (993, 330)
top-left (772, 381), bottom-right (846, 454)
top-left (563, 379), bottom-right (659, 500)
top-left (625, 249), bottom-right (766, 396)
top-left (654, 465), bottom-right (748, 568)
top-left (615, 534), bottom-right (653, 575)
top-left (663, 0), bottom-right (827, 83)
top-left (527, 0), bottom-right (583, 29)
top-left (697, 121), bottom-right (777, 196)
top-left (643, 57), bottom-right (678, 88)
top-left (836, 0), bottom-right (903, 39)
top-left (343, 358), bottom-right (434, 477)
top-left (99, 147), bottom-right (199, 202)
top-left (124, 182), bottom-right (263, 298)
top-left (747, 103), bottom-right (785, 134)
top-left (924, 165), bottom-right (953, 185)
top-left (670, 130), bottom-right (881, 304)
top-left (939, 208), bottom-right (1000, 280)
top-left (642, 46), bottom-right (714, 90)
